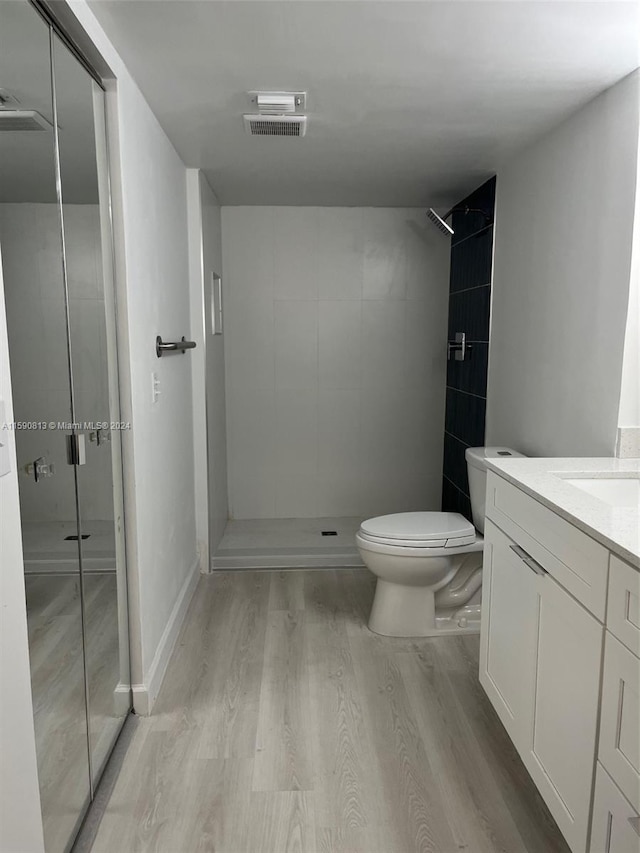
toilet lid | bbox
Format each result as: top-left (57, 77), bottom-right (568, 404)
top-left (360, 512), bottom-right (475, 548)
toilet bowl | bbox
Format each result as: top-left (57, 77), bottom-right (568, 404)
top-left (356, 446), bottom-right (523, 637)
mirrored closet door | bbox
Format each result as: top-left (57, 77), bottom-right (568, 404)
top-left (0, 3), bottom-right (131, 851)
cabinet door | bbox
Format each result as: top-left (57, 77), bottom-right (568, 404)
top-left (590, 763), bottom-right (640, 853)
top-left (607, 556), bottom-right (640, 658)
top-left (599, 633), bottom-right (640, 811)
top-left (479, 519), bottom-right (540, 746)
top-left (523, 568), bottom-right (603, 853)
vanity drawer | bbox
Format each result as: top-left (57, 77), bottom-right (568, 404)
top-left (485, 472), bottom-right (609, 619)
top-left (607, 556), bottom-right (640, 657)
top-left (599, 632), bottom-right (640, 812)
top-left (590, 763), bottom-right (640, 853)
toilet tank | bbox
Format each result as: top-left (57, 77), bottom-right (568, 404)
top-left (465, 447), bottom-right (525, 534)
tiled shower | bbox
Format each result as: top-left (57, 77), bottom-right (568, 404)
top-left (215, 206), bottom-right (452, 567)
top-left (442, 177), bottom-right (497, 519)
top-left (215, 189), bottom-right (496, 566)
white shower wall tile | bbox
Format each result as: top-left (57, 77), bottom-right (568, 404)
top-left (405, 210), bottom-right (452, 300)
top-left (404, 298), bottom-right (448, 389)
top-left (359, 386), bottom-right (412, 475)
top-left (227, 295), bottom-right (275, 390)
top-left (41, 296), bottom-right (71, 392)
top-left (314, 208), bottom-right (364, 300)
top-left (68, 297), bottom-right (107, 396)
top-left (274, 389), bottom-right (318, 517)
top-left (273, 209), bottom-right (320, 300)
top-left (228, 388), bottom-right (277, 518)
top-left (5, 294), bottom-right (46, 385)
top-left (274, 300), bottom-right (318, 390)
top-left (222, 206), bottom-right (450, 520)
top-left (317, 389), bottom-right (361, 516)
top-left (222, 207), bottom-right (275, 299)
top-left (0, 212), bottom-right (43, 302)
top-left (36, 205), bottom-right (64, 252)
top-left (362, 209), bottom-right (408, 300)
top-left (361, 300), bottom-right (406, 389)
top-left (319, 300), bottom-right (361, 389)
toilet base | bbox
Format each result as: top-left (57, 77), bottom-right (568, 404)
top-left (368, 579), bottom-right (481, 637)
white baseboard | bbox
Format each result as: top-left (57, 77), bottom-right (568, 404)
top-left (131, 558), bottom-right (200, 715)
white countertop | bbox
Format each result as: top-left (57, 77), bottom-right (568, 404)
top-left (485, 457), bottom-right (640, 568)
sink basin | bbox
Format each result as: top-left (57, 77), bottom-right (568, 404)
top-left (562, 476), bottom-right (640, 509)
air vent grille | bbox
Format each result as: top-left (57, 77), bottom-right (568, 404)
top-left (251, 120), bottom-right (300, 137)
top-left (243, 114), bottom-right (307, 137)
top-left (0, 110), bottom-right (52, 131)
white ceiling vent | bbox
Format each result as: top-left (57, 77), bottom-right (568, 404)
top-left (0, 110), bottom-right (52, 131)
top-left (243, 114), bottom-right (307, 137)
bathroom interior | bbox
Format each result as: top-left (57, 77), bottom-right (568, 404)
top-left (1, 1), bottom-right (639, 852)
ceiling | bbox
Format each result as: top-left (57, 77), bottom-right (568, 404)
top-left (2, 1), bottom-right (638, 207)
top-left (87, 0), bottom-right (640, 207)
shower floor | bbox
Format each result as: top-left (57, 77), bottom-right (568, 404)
top-left (22, 520), bottom-right (116, 574)
top-left (212, 516), bottom-right (365, 570)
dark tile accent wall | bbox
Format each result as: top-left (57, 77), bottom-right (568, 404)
top-left (441, 176), bottom-right (496, 520)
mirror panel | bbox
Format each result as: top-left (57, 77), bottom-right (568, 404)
top-left (0, 4), bottom-right (91, 851)
top-left (52, 32), bottom-right (131, 783)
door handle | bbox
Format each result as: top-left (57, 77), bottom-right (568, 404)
top-left (66, 433), bottom-right (86, 466)
top-left (509, 543), bottom-right (547, 577)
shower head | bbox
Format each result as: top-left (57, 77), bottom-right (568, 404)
top-left (427, 208), bottom-right (454, 236)
top-left (427, 204), bottom-right (492, 237)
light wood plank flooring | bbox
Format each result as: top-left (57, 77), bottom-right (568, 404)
top-left (90, 570), bottom-right (570, 853)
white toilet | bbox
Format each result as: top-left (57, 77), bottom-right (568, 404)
top-left (356, 447), bottom-right (523, 637)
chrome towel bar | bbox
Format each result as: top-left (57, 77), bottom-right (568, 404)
top-left (156, 336), bottom-right (197, 358)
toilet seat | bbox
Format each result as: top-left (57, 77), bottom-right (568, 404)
top-left (359, 512), bottom-right (476, 549)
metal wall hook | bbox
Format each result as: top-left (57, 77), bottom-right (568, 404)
top-left (156, 336), bottom-right (197, 358)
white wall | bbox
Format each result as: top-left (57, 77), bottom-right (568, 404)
top-left (618, 128), bottom-right (640, 434)
top-left (187, 170), bottom-right (228, 570)
top-left (487, 71), bottom-right (640, 457)
top-left (0, 203), bottom-right (114, 524)
top-left (222, 207), bottom-right (450, 520)
top-left (618, 279), bottom-right (639, 430)
top-left (67, 1), bottom-right (200, 712)
top-left (0, 244), bottom-right (46, 853)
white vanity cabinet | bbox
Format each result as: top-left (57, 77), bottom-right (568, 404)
top-left (480, 466), bottom-right (640, 853)
top-left (590, 558), bottom-right (640, 853)
top-left (480, 515), bottom-right (603, 853)
top-left (590, 764), bottom-right (640, 853)
top-left (599, 634), bottom-right (640, 811)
